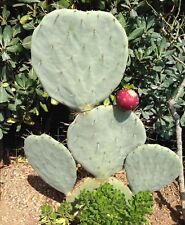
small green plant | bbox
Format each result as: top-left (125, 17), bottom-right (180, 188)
top-left (40, 201), bottom-right (74, 225)
top-left (40, 183), bottom-right (153, 225)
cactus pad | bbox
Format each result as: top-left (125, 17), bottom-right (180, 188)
top-left (125, 144), bottom-right (181, 193)
top-left (67, 105), bottom-right (146, 178)
top-left (66, 177), bottom-right (132, 202)
top-left (31, 9), bottom-right (128, 111)
top-left (24, 134), bottom-right (77, 194)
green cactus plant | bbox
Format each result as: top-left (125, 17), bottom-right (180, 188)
top-left (24, 8), bottom-right (181, 199)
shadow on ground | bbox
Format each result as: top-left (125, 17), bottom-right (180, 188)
top-left (27, 175), bottom-right (65, 202)
top-left (155, 190), bottom-right (184, 225)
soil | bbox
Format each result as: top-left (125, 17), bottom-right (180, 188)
top-left (0, 161), bottom-right (184, 225)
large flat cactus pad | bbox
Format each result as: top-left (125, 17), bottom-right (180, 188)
top-left (24, 134), bottom-right (77, 194)
top-left (125, 144), bottom-right (181, 193)
top-left (31, 9), bottom-right (128, 111)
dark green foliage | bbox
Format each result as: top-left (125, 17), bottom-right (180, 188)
top-left (118, 0), bottom-right (185, 140)
top-left (40, 183), bottom-right (153, 225)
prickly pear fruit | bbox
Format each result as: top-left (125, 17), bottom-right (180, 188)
top-left (116, 89), bottom-right (139, 110)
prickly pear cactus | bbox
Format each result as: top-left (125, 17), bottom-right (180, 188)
top-left (67, 105), bottom-right (146, 178)
top-left (31, 9), bottom-right (128, 111)
top-left (24, 134), bottom-right (77, 194)
top-left (24, 8), bottom-right (181, 197)
top-left (125, 144), bottom-right (182, 193)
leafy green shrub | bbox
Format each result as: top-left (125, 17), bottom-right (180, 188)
top-left (40, 183), bottom-right (153, 225)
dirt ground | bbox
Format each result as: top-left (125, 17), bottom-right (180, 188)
top-left (0, 162), bottom-right (184, 225)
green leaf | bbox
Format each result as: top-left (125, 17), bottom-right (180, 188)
top-left (8, 37), bottom-right (20, 46)
top-left (13, 25), bottom-right (22, 37)
top-left (0, 113), bottom-right (4, 122)
top-left (116, 13), bottom-right (126, 28)
top-left (28, 68), bottom-right (37, 80)
top-left (128, 27), bottom-right (145, 41)
top-left (22, 36), bottom-right (32, 49)
top-left (130, 9), bottom-right (137, 18)
top-left (3, 25), bottom-right (13, 46)
top-left (153, 66), bottom-right (163, 72)
top-left (16, 124), bottom-right (22, 132)
top-left (56, 0), bottom-right (72, 8)
top-left (0, 87), bottom-right (9, 103)
top-left (103, 98), bottom-right (110, 106)
top-left (2, 6), bottom-right (10, 21)
top-left (41, 204), bottom-right (53, 215)
top-left (98, 0), bottom-right (106, 10)
top-left (158, 38), bottom-right (168, 56)
top-left (23, 21), bottom-right (35, 30)
top-left (40, 102), bottom-right (48, 112)
top-left (6, 44), bottom-right (22, 53)
top-left (55, 218), bottom-right (66, 224)
top-left (20, 15), bottom-right (32, 25)
top-left (2, 82), bottom-right (9, 88)
top-left (51, 98), bottom-right (59, 105)
top-left (2, 52), bottom-right (11, 61)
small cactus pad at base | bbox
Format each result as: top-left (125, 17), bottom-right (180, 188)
top-left (125, 144), bottom-right (181, 193)
top-left (67, 105), bottom-right (146, 178)
top-left (66, 177), bottom-right (132, 202)
top-left (24, 134), bottom-right (77, 194)
top-left (31, 9), bottom-right (128, 111)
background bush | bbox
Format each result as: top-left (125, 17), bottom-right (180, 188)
top-left (0, 0), bottom-right (184, 147)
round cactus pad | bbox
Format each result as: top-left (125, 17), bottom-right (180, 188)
top-left (31, 9), bottom-right (128, 111)
top-left (67, 105), bottom-right (146, 178)
top-left (125, 144), bottom-right (181, 193)
top-left (24, 134), bottom-right (77, 194)
top-left (66, 177), bottom-right (132, 202)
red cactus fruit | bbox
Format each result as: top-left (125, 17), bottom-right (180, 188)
top-left (116, 88), bottom-right (139, 110)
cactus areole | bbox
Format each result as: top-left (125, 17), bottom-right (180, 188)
top-left (116, 89), bottom-right (139, 110)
